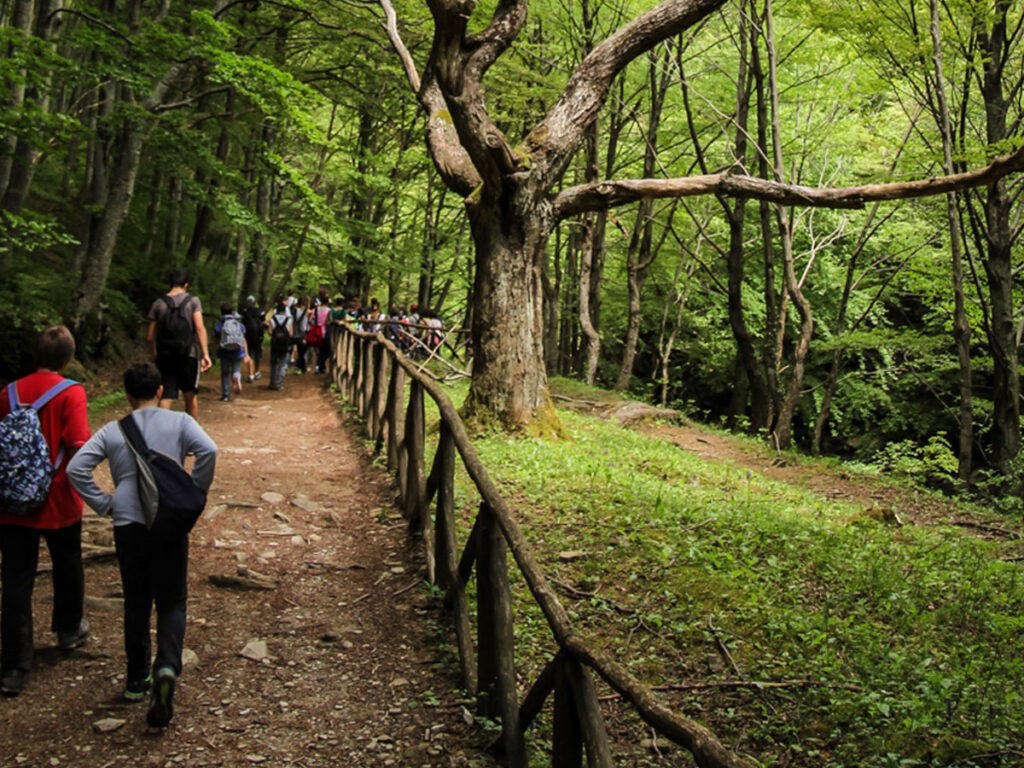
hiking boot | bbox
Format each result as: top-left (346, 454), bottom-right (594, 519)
top-left (146, 667), bottom-right (176, 728)
top-left (1, 668), bottom-right (26, 696)
top-left (123, 672), bottom-right (152, 702)
top-left (57, 618), bottom-right (89, 650)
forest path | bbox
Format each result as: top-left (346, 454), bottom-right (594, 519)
top-left (0, 371), bottom-right (493, 768)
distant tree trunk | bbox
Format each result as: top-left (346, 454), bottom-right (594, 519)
top-left (977, 6), bottom-right (1019, 473)
top-left (654, 240), bottom-right (697, 407)
top-left (577, 121), bottom-right (602, 386)
top-left (765, 0), bottom-right (812, 451)
top-left (542, 225), bottom-right (561, 373)
top-left (616, 49), bottom-right (669, 392)
top-left (164, 173), bottom-right (183, 256)
top-left (1, 0), bottom-right (63, 218)
top-left (751, 9), bottom-right (782, 427)
top-left (141, 168), bottom-right (163, 265)
top-left (0, 0), bottom-right (34, 205)
top-left (69, 127), bottom-right (147, 331)
top-left (232, 230), bottom-right (247, 300)
top-left (251, 125), bottom-right (274, 300)
top-left (559, 230), bottom-right (579, 375)
top-left (344, 108), bottom-right (377, 300)
top-left (690, 1), bottom-right (771, 431)
top-left (930, 0), bottom-right (972, 481)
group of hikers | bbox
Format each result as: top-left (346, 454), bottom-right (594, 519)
top-left (216, 286), bottom-right (449, 403)
top-left (0, 323), bottom-right (217, 731)
top-left (0, 268), bottom-right (450, 730)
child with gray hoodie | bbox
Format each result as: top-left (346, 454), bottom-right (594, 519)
top-left (67, 362), bottom-right (216, 727)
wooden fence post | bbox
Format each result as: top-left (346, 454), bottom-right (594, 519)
top-left (348, 334), bottom-right (359, 403)
top-left (388, 363), bottom-right (405, 478)
top-left (435, 422), bottom-right (475, 694)
top-left (373, 345), bottom-right (389, 449)
top-left (553, 654), bottom-right (583, 768)
top-left (403, 380), bottom-right (425, 526)
top-left (360, 340), bottom-right (374, 418)
top-left (476, 502), bottom-right (526, 767)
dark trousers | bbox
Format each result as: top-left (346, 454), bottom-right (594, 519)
top-left (113, 524), bottom-right (189, 679)
top-left (0, 522), bottom-right (84, 672)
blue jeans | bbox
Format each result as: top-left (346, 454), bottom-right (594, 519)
top-left (270, 349), bottom-right (288, 389)
top-left (114, 523), bottom-right (188, 679)
top-left (220, 357), bottom-right (242, 398)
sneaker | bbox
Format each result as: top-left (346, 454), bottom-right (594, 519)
top-left (247, 375), bottom-right (255, 383)
top-left (57, 618), bottom-right (89, 650)
top-left (253, 372), bottom-right (262, 380)
top-left (219, 395), bottom-right (230, 402)
top-left (0, 668), bottom-right (26, 696)
top-left (146, 667), bottom-right (176, 728)
top-left (123, 672), bottom-right (152, 702)
top-left (233, 378), bottom-right (243, 394)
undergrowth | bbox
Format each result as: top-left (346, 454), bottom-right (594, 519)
top-left (419, 379), bottom-right (1024, 767)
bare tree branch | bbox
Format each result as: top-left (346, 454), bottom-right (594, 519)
top-left (529, 0), bottom-right (728, 186)
top-left (553, 141), bottom-right (1024, 219)
top-left (378, 0), bottom-right (481, 196)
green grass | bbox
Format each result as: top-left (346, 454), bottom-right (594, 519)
top-left (415, 384), bottom-right (1024, 767)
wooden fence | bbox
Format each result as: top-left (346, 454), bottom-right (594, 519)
top-left (330, 323), bottom-right (756, 768)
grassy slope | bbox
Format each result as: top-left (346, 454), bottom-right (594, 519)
top-left (424, 379), bottom-right (1024, 768)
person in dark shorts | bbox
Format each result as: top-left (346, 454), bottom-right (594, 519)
top-left (146, 270), bottom-right (212, 420)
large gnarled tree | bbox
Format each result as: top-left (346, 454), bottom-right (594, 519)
top-left (381, 0), bottom-right (1024, 433)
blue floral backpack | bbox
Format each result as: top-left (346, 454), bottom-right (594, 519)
top-left (0, 379), bottom-right (78, 515)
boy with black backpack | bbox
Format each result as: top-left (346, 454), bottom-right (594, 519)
top-left (0, 326), bottom-right (91, 696)
top-left (213, 303), bottom-right (250, 402)
top-left (241, 296), bottom-right (265, 383)
top-left (67, 362), bottom-right (217, 727)
top-left (266, 300), bottom-right (294, 391)
top-left (146, 270), bottom-right (212, 420)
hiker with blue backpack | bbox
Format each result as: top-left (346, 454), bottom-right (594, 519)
top-left (67, 362), bottom-right (217, 727)
top-left (0, 326), bottom-right (91, 697)
top-left (213, 303), bottom-right (251, 402)
top-left (146, 269), bottom-right (212, 420)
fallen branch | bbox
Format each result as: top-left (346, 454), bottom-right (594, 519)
top-left (949, 520), bottom-right (1022, 539)
top-left (208, 574), bottom-right (278, 591)
top-left (705, 616), bottom-right (744, 680)
top-left (392, 579), bottom-right (422, 598)
top-left (598, 678), bottom-right (863, 701)
top-left (551, 578), bottom-right (634, 615)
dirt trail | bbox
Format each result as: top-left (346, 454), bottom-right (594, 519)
top-left (0, 372), bottom-right (494, 767)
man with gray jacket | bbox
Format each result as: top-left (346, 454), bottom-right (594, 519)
top-left (67, 362), bottom-right (216, 728)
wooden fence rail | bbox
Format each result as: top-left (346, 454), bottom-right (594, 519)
top-left (330, 324), bottom-right (756, 768)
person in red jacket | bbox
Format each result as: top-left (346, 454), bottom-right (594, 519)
top-left (0, 326), bottom-right (91, 696)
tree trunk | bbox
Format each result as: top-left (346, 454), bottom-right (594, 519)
top-left (1, 0), bottom-right (63, 217)
top-left (0, 0), bottom-right (35, 204)
top-left (462, 184), bottom-right (559, 434)
top-left (69, 128), bottom-right (146, 331)
top-left (616, 49), bottom-right (669, 392)
top-left (765, 0), bottom-right (812, 451)
top-left (978, 6), bottom-right (1019, 473)
top-left (930, 0), bottom-right (972, 481)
